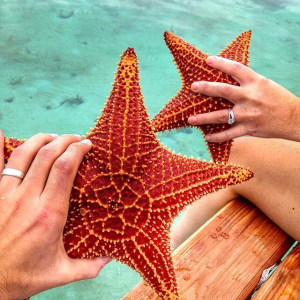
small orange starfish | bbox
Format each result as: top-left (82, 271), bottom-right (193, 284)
top-left (4, 48), bottom-right (252, 300)
top-left (152, 31), bottom-right (251, 163)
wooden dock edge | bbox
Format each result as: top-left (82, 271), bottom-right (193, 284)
top-left (123, 198), bottom-right (294, 299)
top-left (252, 242), bottom-right (300, 299)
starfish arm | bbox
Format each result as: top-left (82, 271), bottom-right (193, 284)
top-left (199, 123), bottom-right (233, 163)
top-left (152, 31), bottom-right (251, 163)
top-left (219, 30), bottom-right (251, 66)
top-left (87, 48), bottom-right (159, 178)
top-left (3, 137), bottom-right (25, 162)
top-left (117, 222), bottom-right (179, 300)
top-left (147, 149), bottom-right (253, 213)
top-left (87, 48), bottom-right (143, 176)
top-left (67, 222), bottom-right (180, 300)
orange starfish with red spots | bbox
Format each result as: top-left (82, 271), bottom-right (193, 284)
top-left (4, 48), bottom-right (252, 300)
top-left (152, 31), bottom-right (251, 163)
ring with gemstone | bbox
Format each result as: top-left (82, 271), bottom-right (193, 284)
top-left (228, 108), bottom-right (235, 125)
top-left (1, 168), bottom-right (25, 180)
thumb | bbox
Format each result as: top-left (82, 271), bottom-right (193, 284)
top-left (69, 256), bottom-right (112, 282)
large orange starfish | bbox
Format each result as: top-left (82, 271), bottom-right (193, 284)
top-left (152, 31), bottom-right (251, 163)
top-left (4, 48), bottom-right (252, 300)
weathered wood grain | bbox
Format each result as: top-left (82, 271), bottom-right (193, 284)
top-left (123, 198), bottom-right (294, 300)
top-left (253, 243), bottom-right (300, 300)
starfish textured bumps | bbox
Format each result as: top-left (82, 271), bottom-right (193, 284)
top-left (152, 31), bottom-right (251, 163)
top-left (4, 47), bottom-right (253, 299)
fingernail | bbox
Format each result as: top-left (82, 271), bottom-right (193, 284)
top-left (205, 134), bottom-right (211, 141)
top-left (73, 134), bottom-right (82, 140)
top-left (188, 116), bottom-right (197, 125)
top-left (47, 133), bottom-right (59, 139)
top-left (80, 139), bottom-right (92, 145)
top-left (206, 56), bottom-right (216, 65)
top-left (191, 82), bottom-right (199, 91)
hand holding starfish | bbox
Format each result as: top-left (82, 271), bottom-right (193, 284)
top-left (188, 56), bottom-right (300, 143)
top-left (0, 131), bottom-right (110, 300)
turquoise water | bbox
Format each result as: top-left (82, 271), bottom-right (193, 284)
top-left (1, 0), bottom-right (299, 299)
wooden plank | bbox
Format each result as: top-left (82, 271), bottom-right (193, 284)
top-left (252, 243), bottom-right (300, 300)
top-left (123, 198), bottom-right (294, 300)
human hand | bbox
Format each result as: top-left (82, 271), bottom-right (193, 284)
top-left (188, 56), bottom-right (300, 143)
top-left (0, 131), bottom-right (111, 300)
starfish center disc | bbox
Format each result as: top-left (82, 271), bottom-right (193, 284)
top-left (84, 174), bottom-right (150, 240)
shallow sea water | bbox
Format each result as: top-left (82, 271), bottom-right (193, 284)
top-left (0, 0), bottom-right (299, 299)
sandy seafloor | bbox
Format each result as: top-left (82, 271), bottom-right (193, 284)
top-left (0, 0), bottom-right (300, 299)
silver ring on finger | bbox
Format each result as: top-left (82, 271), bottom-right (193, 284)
top-left (1, 168), bottom-right (25, 180)
top-left (227, 108), bottom-right (235, 125)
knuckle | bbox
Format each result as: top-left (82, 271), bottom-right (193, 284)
top-left (37, 146), bottom-right (56, 161)
top-left (215, 137), bottom-right (225, 143)
top-left (217, 110), bottom-right (227, 123)
top-left (252, 108), bottom-right (262, 118)
top-left (232, 61), bottom-right (243, 72)
top-left (246, 123), bottom-right (258, 136)
top-left (68, 142), bottom-right (82, 153)
top-left (245, 108), bottom-right (262, 123)
top-left (65, 143), bottom-right (83, 161)
top-left (10, 145), bottom-right (27, 159)
top-left (225, 131), bottom-right (234, 140)
top-left (243, 88), bottom-right (255, 101)
top-left (11, 195), bottom-right (24, 213)
top-left (35, 207), bottom-right (56, 230)
top-left (220, 84), bottom-right (232, 96)
top-left (210, 134), bottom-right (223, 143)
top-left (257, 75), bottom-right (269, 86)
top-left (252, 92), bottom-right (264, 104)
top-left (199, 81), bottom-right (209, 91)
top-left (54, 156), bottom-right (74, 174)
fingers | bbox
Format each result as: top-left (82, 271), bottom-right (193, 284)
top-left (23, 134), bottom-right (83, 195)
top-left (191, 81), bottom-right (247, 105)
top-left (0, 130), bottom-right (4, 179)
top-left (188, 109), bottom-right (230, 125)
top-left (205, 124), bottom-right (248, 143)
top-left (188, 56), bottom-right (261, 143)
top-left (205, 56), bottom-right (257, 84)
top-left (42, 138), bottom-right (92, 212)
top-left (188, 107), bottom-right (254, 143)
top-left (0, 133), bottom-right (58, 192)
top-left (189, 106), bottom-right (245, 126)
